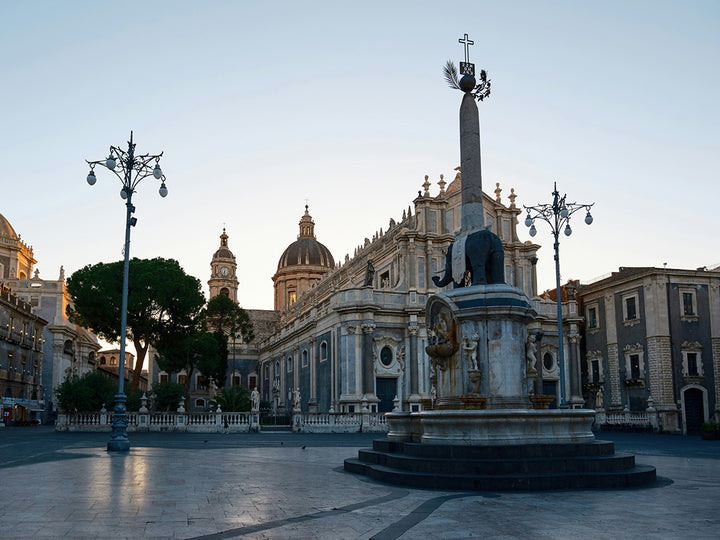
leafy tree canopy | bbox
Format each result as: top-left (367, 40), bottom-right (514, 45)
top-left (155, 330), bottom-right (221, 396)
top-left (211, 385), bottom-right (250, 412)
top-left (66, 257), bottom-right (205, 392)
top-left (55, 371), bottom-right (116, 412)
top-left (151, 381), bottom-right (186, 412)
top-left (205, 294), bottom-right (254, 344)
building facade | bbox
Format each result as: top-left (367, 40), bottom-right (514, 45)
top-left (1, 212), bottom-right (100, 421)
top-left (256, 172), bottom-right (544, 414)
top-left (577, 266), bottom-right (720, 434)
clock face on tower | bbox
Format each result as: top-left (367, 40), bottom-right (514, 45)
top-left (220, 266), bottom-right (229, 277)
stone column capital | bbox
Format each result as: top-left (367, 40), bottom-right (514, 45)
top-left (361, 323), bottom-right (376, 335)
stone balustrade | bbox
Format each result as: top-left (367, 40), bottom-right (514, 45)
top-left (55, 410), bottom-right (389, 434)
top-left (595, 408), bottom-right (660, 431)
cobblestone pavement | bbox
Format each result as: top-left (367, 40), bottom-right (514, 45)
top-left (0, 427), bottom-right (718, 539)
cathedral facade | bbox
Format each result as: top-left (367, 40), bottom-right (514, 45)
top-left (255, 172), bottom-right (542, 414)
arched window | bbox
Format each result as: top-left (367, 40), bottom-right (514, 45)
top-left (287, 356), bottom-right (293, 372)
top-left (220, 287), bottom-right (229, 297)
top-left (320, 341), bottom-right (328, 362)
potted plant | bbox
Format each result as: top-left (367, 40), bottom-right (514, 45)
top-left (700, 422), bottom-right (720, 440)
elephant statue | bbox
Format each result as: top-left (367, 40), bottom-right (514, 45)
top-left (432, 229), bottom-right (505, 288)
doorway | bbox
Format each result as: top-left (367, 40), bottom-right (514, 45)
top-left (376, 377), bottom-right (397, 413)
top-left (683, 387), bottom-right (705, 435)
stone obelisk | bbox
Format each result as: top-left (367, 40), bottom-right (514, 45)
top-left (457, 33), bottom-right (487, 233)
top-left (459, 80), bottom-right (484, 232)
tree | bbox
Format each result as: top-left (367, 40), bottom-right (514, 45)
top-left (204, 294), bottom-right (254, 388)
top-left (211, 386), bottom-right (251, 412)
top-left (55, 371), bottom-right (116, 412)
top-left (151, 381), bottom-right (186, 411)
top-left (154, 330), bottom-right (221, 398)
top-left (66, 258), bottom-right (205, 393)
top-left (205, 294), bottom-right (254, 344)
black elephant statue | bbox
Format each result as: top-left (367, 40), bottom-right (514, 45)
top-left (432, 229), bottom-right (505, 288)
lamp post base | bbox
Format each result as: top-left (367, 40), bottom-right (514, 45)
top-left (107, 393), bottom-right (130, 452)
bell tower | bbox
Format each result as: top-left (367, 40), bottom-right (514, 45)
top-left (208, 228), bottom-right (238, 302)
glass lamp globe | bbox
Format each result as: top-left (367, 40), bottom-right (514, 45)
top-left (564, 224), bottom-right (572, 236)
top-left (106, 156), bottom-right (117, 170)
top-left (120, 188), bottom-right (128, 200)
top-left (560, 206), bottom-right (569, 219)
top-left (86, 170), bottom-right (97, 186)
top-left (153, 164), bottom-right (163, 179)
top-left (529, 224), bottom-right (537, 237)
top-left (585, 212), bottom-right (593, 225)
top-left (159, 182), bottom-right (168, 198)
top-left (524, 214), bottom-right (533, 227)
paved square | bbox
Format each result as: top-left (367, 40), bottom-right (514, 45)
top-left (0, 428), bottom-right (718, 538)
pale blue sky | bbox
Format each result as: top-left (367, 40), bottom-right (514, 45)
top-left (2, 1), bottom-right (718, 310)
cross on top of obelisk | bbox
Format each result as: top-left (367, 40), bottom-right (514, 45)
top-left (458, 33), bottom-right (475, 76)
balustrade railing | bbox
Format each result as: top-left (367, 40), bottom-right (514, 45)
top-left (56, 410), bottom-right (389, 433)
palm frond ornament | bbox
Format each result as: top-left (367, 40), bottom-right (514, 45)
top-left (443, 60), bottom-right (491, 102)
top-left (444, 60), bottom-right (461, 90)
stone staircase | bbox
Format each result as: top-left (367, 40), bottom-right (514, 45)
top-left (344, 438), bottom-right (656, 490)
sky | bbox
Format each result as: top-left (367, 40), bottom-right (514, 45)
top-left (1, 0), bottom-right (718, 312)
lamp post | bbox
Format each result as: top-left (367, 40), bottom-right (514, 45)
top-left (86, 131), bottom-right (167, 451)
top-left (523, 182), bottom-right (593, 409)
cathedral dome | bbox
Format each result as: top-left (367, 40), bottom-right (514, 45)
top-left (277, 206), bottom-right (334, 270)
top-left (0, 212), bottom-right (18, 238)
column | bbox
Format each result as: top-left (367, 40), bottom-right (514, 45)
top-left (567, 332), bottom-right (582, 407)
top-left (361, 323), bottom-right (376, 395)
top-left (408, 325), bottom-right (419, 395)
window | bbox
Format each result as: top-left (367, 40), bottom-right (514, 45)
top-left (100, 356), bottom-right (107, 365)
top-left (320, 341), bottom-right (328, 362)
top-left (629, 354), bottom-right (641, 380)
top-left (110, 356), bottom-right (117, 366)
top-left (586, 349), bottom-right (604, 383)
top-left (249, 375), bottom-right (257, 390)
top-left (287, 356), bottom-right (293, 372)
top-left (159, 373), bottom-right (169, 384)
top-left (502, 219), bottom-right (511, 240)
top-left (681, 341), bottom-right (703, 379)
top-left (687, 353), bottom-right (699, 377)
top-left (197, 375), bottom-right (206, 388)
top-left (178, 374), bottom-right (187, 385)
top-left (232, 375), bottom-right (241, 386)
top-left (587, 306), bottom-right (598, 329)
top-left (195, 398), bottom-right (205, 408)
top-left (380, 271), bottom-right (390, 288)
top-left (380, 346), bottom-right (393, 367)
top-left (679, 287), bottom-right (698, 321)
top-left (683, 292), bottom-right (694, 316)
top-left (301, 350), bottom-right (308, 368)
top-left (621, 291), bottom-right (640, 325)
top-left (543, 352), bottom-right (555, 372)
top-left (625, 297), bottom-right (637, 320)
top-left (591, 360), bottom-right (600, 382)
top-left (288, 291), bottom-right (297, 305)
top-left (623, 343), bottom-right (644, 383)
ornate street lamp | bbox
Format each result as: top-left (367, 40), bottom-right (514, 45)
top-left (86, 131), bottom-right (167, 451)
top-left (523, 182), bottom-right (593, 409)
